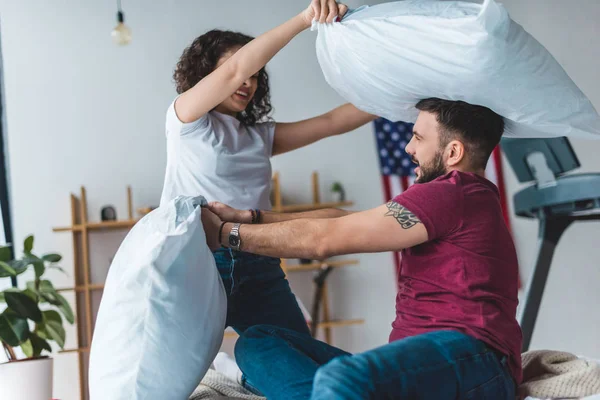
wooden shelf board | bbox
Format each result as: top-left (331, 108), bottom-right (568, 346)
top-left (284, 259), bottom-right (359, 272)
top-left (276, 201), bottom-right (353, 213)
top-left (59, 347), bottom-right (90, 354)
top-left (53, 220), bottom-right (137, 232)
top-left (87, 220), bottom-right (138, 230)
top-left (222, 319), bottom-right (364, 339)
top-left (53, 225), bottom-right (83, 232)
top-left (57, 283), bottom-right (105, 293)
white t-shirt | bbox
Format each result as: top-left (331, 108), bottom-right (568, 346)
top-left (160, 99), bottom-right (276, 210)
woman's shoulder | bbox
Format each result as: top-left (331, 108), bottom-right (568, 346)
top-left (166, 96), bottom-right (212, 137)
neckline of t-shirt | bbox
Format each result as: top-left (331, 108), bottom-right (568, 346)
top-left (446, 170), bottom-right (499, 191)
top-left (211, 110), bottom-right (242, 126)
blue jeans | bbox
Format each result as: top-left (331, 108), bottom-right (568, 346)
top-left (213, 248), bottom-right (309, 335)
top-left (235, 325), bottom-right (516, 400)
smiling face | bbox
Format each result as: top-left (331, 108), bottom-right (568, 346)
top-left (213, 47), bottom-right (259, 116)
top-left (405, 111), bottom-right (449, 184)
top-left (405, 98), bottom-right (507, 184)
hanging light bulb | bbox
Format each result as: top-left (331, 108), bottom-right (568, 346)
top-left (111, 0), bottom-right (132, 45)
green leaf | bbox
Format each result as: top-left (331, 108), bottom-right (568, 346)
top-left (24, 236), bottom-right (34, 253)
top-left (39, 280), bottom-right (55, 292)
top-left (1, 288), bottom-right (19, 303)
top-left (0, 246), bottom-right (11, 262)
top-left (43, 310), bottom-right (63, 325)
top-left (30, 332), bottom-right (52, 356)
top-left (22, 288), bottom-right (39, 302)
top-left (0, 261), bottom-right (16, 276)
top-left (21, 339), bottom-right (34, 357)
top-left (35, 324), bottom-right (49, 340)
top-left (56, 293), bottom-right (75, 324)
top-left (0, 260), bottom-right (30, 278)
top-left (22, 254), bottom-right (44, 278)
top-left (13, 261), bottom-right (31, 275)
top-left (40, 292), bottom-right (60, 305)
top-left (42, 254), bottom-right (62, 263)
top-left (33, 261), bottom-right (45, 278)
top-left (0, 310), bottom-right (29, 346)
top-left (5, 291), bottom-right (43, 323)
top-left (38, 280), bottom-right (60, 305)
top-left (45, 320), bottom-right (65, 348)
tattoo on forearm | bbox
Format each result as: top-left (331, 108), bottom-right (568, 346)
top-left (385, 202), bottom-right (421, 229)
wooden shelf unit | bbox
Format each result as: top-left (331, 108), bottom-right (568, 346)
top-left (52, 186), bottom-right (135, 400)
top-left (271, 171), bottom-right (354, 213)
top-left (275, 172), bottom-right (363, 344)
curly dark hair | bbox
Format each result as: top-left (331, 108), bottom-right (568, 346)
top-left (173, 29), bottom-right (273, 126)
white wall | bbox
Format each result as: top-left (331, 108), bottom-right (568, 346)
top-left (0, 1), bottom-right (391, 399)
top-left (1, 0), bottom-right (599, 399)
top-left (497, 0), bottom-right (600, 356)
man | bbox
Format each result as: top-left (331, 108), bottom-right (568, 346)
top-left (202, 98), bottom-right (522, 400)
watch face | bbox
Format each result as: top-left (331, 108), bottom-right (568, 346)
top-left (229, 236), bottom-right (240, 247)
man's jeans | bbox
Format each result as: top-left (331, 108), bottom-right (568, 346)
top-left (235, 325), bottom-right (516, 400)
top-left (213, 248), bottom-right (310, 335)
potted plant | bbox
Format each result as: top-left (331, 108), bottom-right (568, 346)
top-left (0, 235), bottom-right (74, 400)
top-left (330, 182), bottom-right (346, 203)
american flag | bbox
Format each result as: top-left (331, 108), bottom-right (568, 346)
top-left (374, 118), bottom-right (514, 280)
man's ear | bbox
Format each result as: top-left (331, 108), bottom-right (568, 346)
top-left (445, 140), bottom-right (465, 167)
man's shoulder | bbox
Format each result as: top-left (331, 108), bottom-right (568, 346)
top-left (424, 171), bottom-right (496, 193)
top-left (399, 172), bottom-right (462, 197)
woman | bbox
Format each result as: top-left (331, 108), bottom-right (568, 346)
top-left (161, 0), bottom-right (375, 337)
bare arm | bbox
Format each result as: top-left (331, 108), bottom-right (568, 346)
top-left (260, 208), bottom-right (352, 223)
top-left (273, 104), bottom-right (376, 155)
top-left (217, 202), bottom-right (428, 260)
top-left (207, 202), bottom-right (353, 224)
top-left (175, 15), bottom-right (308, 123)
top-left (175, 1), bottom-right (348, 123)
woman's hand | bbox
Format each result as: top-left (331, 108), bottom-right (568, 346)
top-left (201, 207), bottom-right (223, 251)
top-left (207, 202), bottom-right (253, 224)
top-left (302, 0), bottom-right (349, 27)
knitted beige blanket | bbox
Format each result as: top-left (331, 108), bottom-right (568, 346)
top-left (189, 369), bottom-right (266, 400)
top-left (519, 350), bottom-right (600, 399)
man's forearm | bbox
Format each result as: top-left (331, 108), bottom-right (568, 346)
top-left (260, 208), bottom-right (352, 223)
top-left (220, 220), bottom-right (331, 260)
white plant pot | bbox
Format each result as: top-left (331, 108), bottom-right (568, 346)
top-left (331, 191), bottom-right (343, 203)
top-left (0, 357), bottom-right (53, 400)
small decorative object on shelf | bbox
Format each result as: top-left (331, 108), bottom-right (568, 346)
top-left (101, 206), bottom-right (117, 221)
top-left (330, 182), bottom-right (346, 203)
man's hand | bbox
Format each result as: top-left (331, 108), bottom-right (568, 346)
top-left (207, 202), bottom-right (253, 224)
top-left (201, 207), bottom-right (223, 251)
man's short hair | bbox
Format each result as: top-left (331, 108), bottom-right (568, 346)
top-left (415, 98), bottom-right (505, 169)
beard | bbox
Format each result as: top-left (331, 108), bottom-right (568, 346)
top-left (414, 151), bottom-right (447, 184)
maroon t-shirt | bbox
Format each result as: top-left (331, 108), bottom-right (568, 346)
top-left (390, 170), bottom-right (522, 384)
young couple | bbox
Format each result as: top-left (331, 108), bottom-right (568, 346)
top-left (162, 1), bottom-right (522, 398)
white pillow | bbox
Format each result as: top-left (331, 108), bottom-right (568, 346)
top-left (89, 195), bottom-right (227, 400)
top-left (314, 0), bottom-right (600, 139)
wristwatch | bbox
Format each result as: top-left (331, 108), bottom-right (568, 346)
top-left (228, 223), bottom-right (242, 251)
